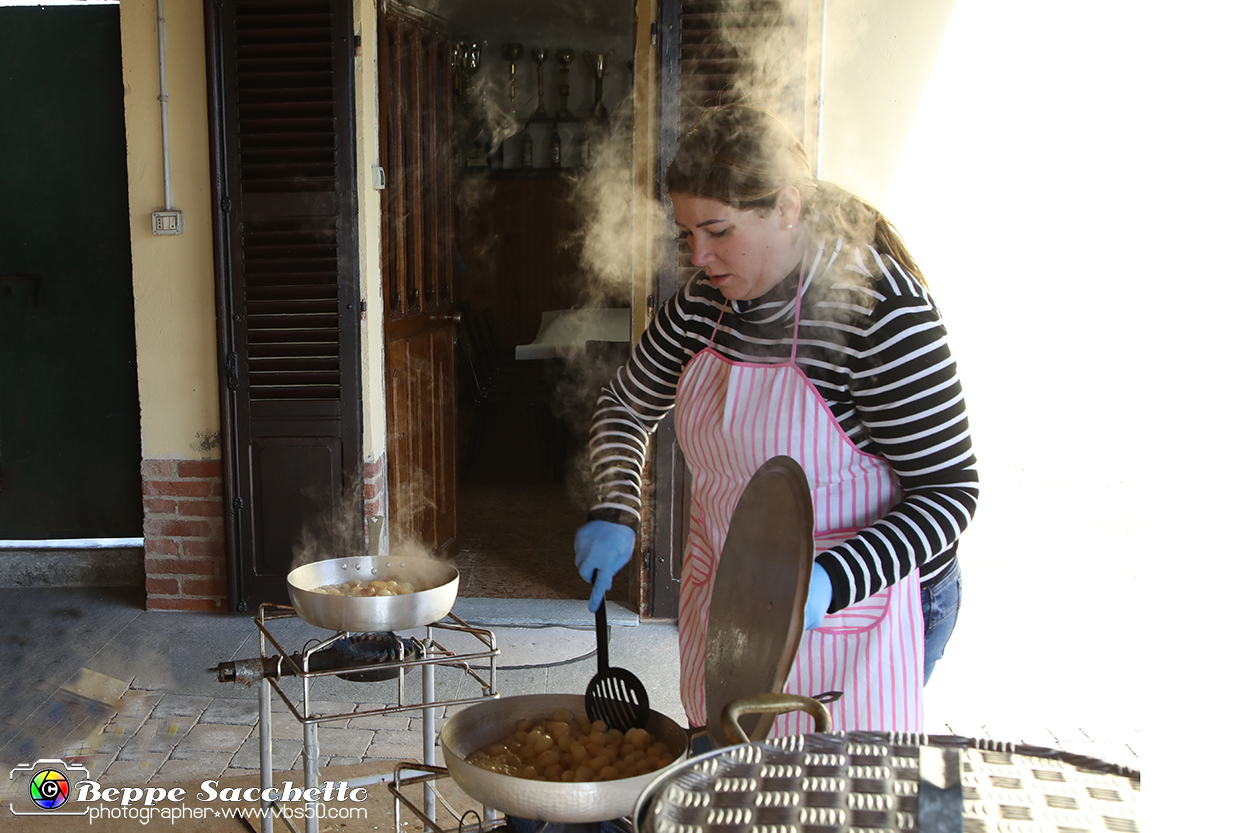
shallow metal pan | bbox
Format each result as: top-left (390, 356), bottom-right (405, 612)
top-left (440, 693), bottom-right (690, 823)
top-left (286, 555), bottom-right (459, 632)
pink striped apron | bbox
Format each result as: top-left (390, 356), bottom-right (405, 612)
top-left (673, 271), bottom-right (924, 736)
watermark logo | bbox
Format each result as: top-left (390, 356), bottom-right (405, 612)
top-left (30, 769), bottom-right (69, 810)
top-left (9, 758), bottom-right (91, 816)
top-left (9, 759), bottom-right (371, 824)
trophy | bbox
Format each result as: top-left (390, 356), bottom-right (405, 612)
top-left (462, 43), bottom-right (487, 167)
top-left (461, 41), bottom-right (483, 106)
top-left (532, 48), bottom-right (548, 116)
top-left (583, 50), bottom-right (614, 121)
top-left (556, 48), bottom-right (575, 118)
top-left (502, 43), bottom-right (524, 116)
top-left (452, 42), bottom-right (463, 103)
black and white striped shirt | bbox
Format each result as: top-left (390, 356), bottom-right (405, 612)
top-left (587, 226), bottom-right (979, 614)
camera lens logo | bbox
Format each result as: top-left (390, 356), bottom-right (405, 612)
top-left (10, 759), bottom-right (88, 816)
top-left (29, 769), bottom-right (70, 810)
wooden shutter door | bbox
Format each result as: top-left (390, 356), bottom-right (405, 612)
top-left (206, 0), bottom-right (363, 611)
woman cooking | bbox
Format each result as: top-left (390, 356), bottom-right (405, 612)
top-left (574, 105), bottom-right (978, 737)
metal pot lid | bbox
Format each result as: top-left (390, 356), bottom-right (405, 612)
top-left (704, 455), bottom-right (814, 748)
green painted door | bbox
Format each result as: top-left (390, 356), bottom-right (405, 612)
top-left (0, 5), bottom-right (141, 539)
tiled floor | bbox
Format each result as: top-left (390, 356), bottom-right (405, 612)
top-left (84, 690), bottom-right (448, 786)
top-left (455, 481), bottom-right (610, 602)
top-left (0, 421), bottom-right (1145, 824)
top-left (454, 406), bottom-right (628, 605)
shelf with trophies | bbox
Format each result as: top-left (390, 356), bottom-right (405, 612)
top-left (450, 34), bottom-right (633, 364)
top-left (453, 39), bottom-right (625, 175)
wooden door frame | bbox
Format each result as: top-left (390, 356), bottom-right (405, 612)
top-left (638, 0), bottom-right (688, 621)
top-left (644, 0), bottom-right (808, 620)
top-left (378, 3), bottom-right (459, 560)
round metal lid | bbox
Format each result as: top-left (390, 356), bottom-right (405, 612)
top-left (703, 455), bottom-right (814, 747)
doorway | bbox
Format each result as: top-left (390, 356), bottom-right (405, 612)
top-left (436, 0), bottom-right (637, 605)
top-left (451, 180), bottom-right (630, 605)
top-left (0, 5), bottom-right (141, 541)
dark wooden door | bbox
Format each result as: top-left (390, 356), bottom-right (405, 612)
top-left (379, 7), bottom-right (458, 557)
top-left (0, 5), bottom-right (141, 540)
top-left (206, 0), bottom-right (363, 610)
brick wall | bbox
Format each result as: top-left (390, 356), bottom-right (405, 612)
top-left (363, 455), bottom-right (386, 520)
top-left (140, 459), bottom-right (226, 612)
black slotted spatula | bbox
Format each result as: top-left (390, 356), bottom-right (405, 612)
top-left (585, 572), bottom-right (650, 731)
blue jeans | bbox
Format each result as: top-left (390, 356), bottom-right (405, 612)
top-left (920, 559), bottom-right (962, 685)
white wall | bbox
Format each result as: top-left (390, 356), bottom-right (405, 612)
top-left (883, 0), bottom-right (1248, 811)
top-left (813, 0), bottom-right (959, 207)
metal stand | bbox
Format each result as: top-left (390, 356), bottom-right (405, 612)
top-left (251, 603), bottom-right (501, 833)
top-left (388, 763), bottom-right (507, 833)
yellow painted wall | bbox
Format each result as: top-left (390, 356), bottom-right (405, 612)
top-left (874, 0), bottom-right (1226, 764)
top-left (118, 0), bottom-right (387, 464)
top-left (119, 0), bottom-right (219, 461)
top-left (354, 0), bottom-right (386, 464)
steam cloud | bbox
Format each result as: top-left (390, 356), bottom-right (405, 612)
top-left (422, 0), bottom-right (846, 517)
top-left (288, 470), bottom-right (440, 570)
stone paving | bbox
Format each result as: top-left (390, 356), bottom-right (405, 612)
top-left (60, 689), bottom-right (440, 786)
top-left (102, 686), bottom-right (469, 777)
top-left (3, 589), bottom-right (1140, 800)
top-left (59, 675), bottom-right (1138, 791)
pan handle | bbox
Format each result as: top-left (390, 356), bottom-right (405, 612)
top-left (720, 693), bottom-right (834, 744)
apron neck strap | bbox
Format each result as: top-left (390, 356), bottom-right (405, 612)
top-left (790, 250), bottom-right (808, 362)
top-left (707, 248), bottom-right (810, 357)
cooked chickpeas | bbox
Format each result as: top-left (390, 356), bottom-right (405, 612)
top-left (466, 710), bottom-right (677, 783)
top-left (315, 578), bottom-right (418, 596)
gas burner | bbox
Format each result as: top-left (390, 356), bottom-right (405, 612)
top-left (325, 632), bottom-right (423, 682)
top-left (212, 631), bottom-right (422, 684)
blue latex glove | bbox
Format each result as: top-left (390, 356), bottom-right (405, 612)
top-left (574, 520), bottom-right (636, 612)
top-left (804, 563), bottom-right (833, 630)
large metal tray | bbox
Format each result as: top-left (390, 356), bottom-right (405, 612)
top-left (634, 731), bottom-right (1142, 833)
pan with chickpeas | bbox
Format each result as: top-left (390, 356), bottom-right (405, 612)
top-left (286, 556), bottom-right (459, 632)
top-left (441, 693), bottom-right (689, 823)
top-left (314, 578), bottom-right (419, 597)
top-left (467, 710), bottom-right (677, 783)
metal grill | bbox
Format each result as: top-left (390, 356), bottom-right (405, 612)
top-left (637, 732), bottom-right (1141, 833)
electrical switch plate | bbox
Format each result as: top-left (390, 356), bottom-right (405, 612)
top-left (152, 209), bottom-right (184, 235)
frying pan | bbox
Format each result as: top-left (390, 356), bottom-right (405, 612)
top-left (440, 693), bottom-right (689, 823)
top-left (286, 555), bottom-right (459, 632)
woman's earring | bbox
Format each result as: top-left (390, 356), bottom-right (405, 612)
top-left (786, 224), bottom-right (794, 230)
